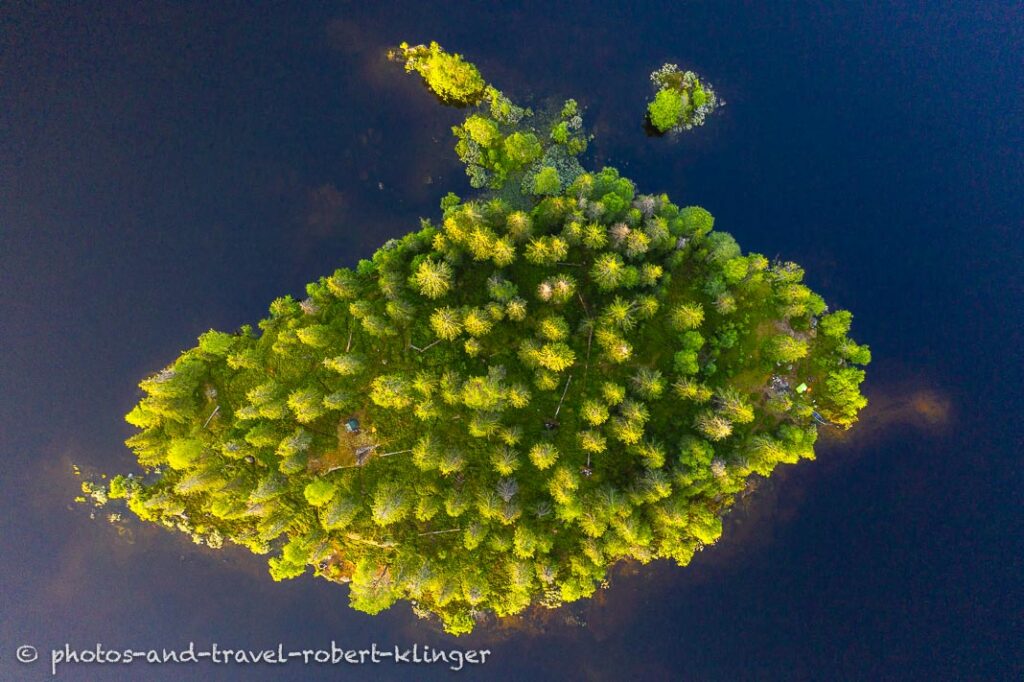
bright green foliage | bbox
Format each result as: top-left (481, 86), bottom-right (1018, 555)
top-left (372, 482), bottom-right (412, 526)
top-left (393, 41), bottom-right (486, 105)
top-left (819, 310), bottom-right (853, 339)
top-left (591, 253), bottom-right (627, 290)
top-left (304, 479), bottom-right (337, 507)
top-left (504, 132), bottom-right (543, 165)
top-left (648, 88), bottom-right (685, 133)
top-left (524, 236), bottom-right (568, 266)
top-left (646, 63), bottom-right (721, 134)
top-left (580, 399), bottom-right (609, 425)
top-left (198, 330), bottom-right (235, 356)
top-left (679, 206), bottom-right (715, 238)
top-left (528, 443), bottom-right (559, 470)
top-left (296, 325), bottom-right (332, 348)
top-left (671, 303), bottom-right (705, 330)
top-left (822, 368), bottom-right (869, 428)
top-left (435, 53), bottom-right (585, 195)
top-left (107, 475), bottom-right (130, 499)
top-left (370, 375), bottom-right (415, 410)
top-left (324, 353), bottom-right (363, 376)
top-left (89, 42), bottom-right (868, 638)
top-left (765, 334), bottom-right (810, 363)
top-left (532, 166), bottom-right (562, 196)
top-left (410, 258), bottom-right (453, 299)
top-left (167, 439), bottom-right (204, 470)
top-left (430, 306), bottom-right (463, 340)
top-left (462, 115), bottom-right (501, 146)
top-left (288, 387), bottom-right (325, 423)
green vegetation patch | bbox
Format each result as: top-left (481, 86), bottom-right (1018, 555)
top-left (392, 41), bottom-right (487, 105)
top-left (85, 43), bottom-right (867, 636)
top-left (646, 63), bottom-right (721, 134)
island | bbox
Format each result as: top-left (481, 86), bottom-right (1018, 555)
top-left (645, 63), bottom-right (721, 134)
top-left (83, 42), bottom-right (869, 635)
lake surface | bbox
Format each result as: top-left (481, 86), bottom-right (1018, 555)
top-left (1, 2), bottom-right (1021, 679)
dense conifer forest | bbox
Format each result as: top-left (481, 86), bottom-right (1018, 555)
top-left (84, 42), bottom-right (868, 635)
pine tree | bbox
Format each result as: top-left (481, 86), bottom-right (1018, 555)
top-left (371, 482), bottom-right (411, 526)
top-left (765, 334), bottom-right (809, 363)
top-left (536, 343), bottom-right (576, 371)
top-left (670, 303), bottom-right (705, 330)
top-left (296, 324), bottom-right (332, 348)
top-left (288, 387), bottom-right (325, 423)
top-left (491, 446), bottom-right (520, 475)
top-left (578, 430), bottom-right (607, 453)
top-left (694, 410), bottom-right (733, 441)
top-left (528, 443), bottom-right (559, 470)
top-left (591, 253), bottom-right (626, 290)
top-left (430, 306), bottom-right (463, 340)
top-left (324, 353), bottom-right (364, 375)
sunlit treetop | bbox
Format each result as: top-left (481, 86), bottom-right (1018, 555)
top-left (391, 41), bottom-right (488, 105)
top-left (85, 43), bottom-right (868, 636)
top-left (646, 63), bottom-right (721, 134)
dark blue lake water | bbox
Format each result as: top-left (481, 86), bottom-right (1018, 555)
top-left (1, 2), bottom-right (1021, 680)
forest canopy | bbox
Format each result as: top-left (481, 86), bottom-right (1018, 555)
top-left (84, 42), bottom-right (868, 635)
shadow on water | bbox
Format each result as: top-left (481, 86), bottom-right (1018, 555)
top-left (824, 380), bottom-right (952, 449)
